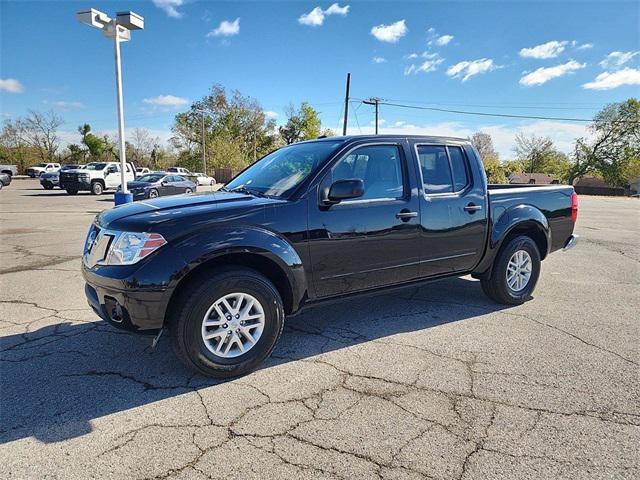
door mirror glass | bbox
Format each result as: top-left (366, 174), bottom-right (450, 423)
top-left (327, 179), bottom-right (364, 203)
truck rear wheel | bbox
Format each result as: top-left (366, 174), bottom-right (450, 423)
top-left (91, 181), bottom-right (104, 195)
top-left (481, 235), bottom-right (541, 305)
top-left (169, 268), bottom-right (285, 378)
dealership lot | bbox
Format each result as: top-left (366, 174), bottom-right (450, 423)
top-left (1, 180), bottom-right (638, 479)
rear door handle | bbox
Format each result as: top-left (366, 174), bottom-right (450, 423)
top-left (396, 210), bottom-right (418, 221)
top-left (464, 203), bottom-right (482, 213)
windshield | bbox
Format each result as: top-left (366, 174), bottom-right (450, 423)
top-left (37, 163), bottom-right (48, 167)
top-left (225, 141), bottom-right (344, 197)
top-left (84, 162), bottom-right (108, 171)
top-left (136, 174), bottom-right (165, 183)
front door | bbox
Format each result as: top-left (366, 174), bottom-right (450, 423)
top-left (105, 165), bottom-right (121, 188)
top-left (308, 142), bottom-right (422, 298)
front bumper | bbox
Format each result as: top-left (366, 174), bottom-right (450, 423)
top-left (82, 245), bottom-right (187, 332)
top-left (40, 178), bottom-right (59, 187)
top-left (60, 177), bottom-right (91, 190)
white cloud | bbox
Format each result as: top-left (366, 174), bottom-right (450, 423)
top-left (52, 101), bottom-right (84, 109)
top-left (519, 60), bottom-right (586, 86)
top-left (264, 110), bottom-right (278, 119)
top-left (405, 55), bottom-right (444, 75)
top-left (599, 51), bottom-right (639, 70)
top-left (325, 3), bottom-right (350, 15)
top-left (0, 78), bottom-right (24, 93)
top-left (576, 42), bottom-right (594, 50)
top-left (347, 120), bottom-right (587, 158)
top-left (143, 95), bottom-right (189, 107)
top-left (298, 3), bottom-right (349, 26)
top-left (582, 67), bottom-right (640, 90)
top-left (371, 20), bottom-right (407, 43)
top-left (372, 56), bottom-right (387, 64)
top-left (519, 40), bottom-right (568, 59)
top-left (152, 0), bottom-right (185, 19)
top-left (435, 34), bottom-right (454, 46)
top-left (405, 53), bottom-right (419, 60)
top-left (207, 18), bottom-right (240, 37)
top-left (447, 58), bottom-right (499, 82)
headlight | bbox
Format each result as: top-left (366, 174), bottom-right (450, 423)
top-left (102, 231), bottom-right (167, 265)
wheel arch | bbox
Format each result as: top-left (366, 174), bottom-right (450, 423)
top-left (473, 204), bottom-right (550, 278)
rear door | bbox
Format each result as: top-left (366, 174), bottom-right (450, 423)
top-left (413, 142), bottom-right (488, 276)
top-left (308, 141), bottom-right (422, 297)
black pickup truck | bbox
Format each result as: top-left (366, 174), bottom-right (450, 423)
top-left (82, 135), bottom-right (578, 377)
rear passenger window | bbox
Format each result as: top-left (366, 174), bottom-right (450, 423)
top-left (448, 146), bottom-right (470, 191)
top-left (417, 145), bottom-right (453, 194)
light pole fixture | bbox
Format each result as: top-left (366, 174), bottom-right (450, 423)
top-left (77, 8), bottom-right (144, 205)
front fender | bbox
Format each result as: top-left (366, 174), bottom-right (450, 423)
top-left (474, 204), bottom-right (550, 276)
top-left (172, 225), bottom-right (307, 312)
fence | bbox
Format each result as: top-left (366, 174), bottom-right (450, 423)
top-left (213, 168), bottom-right (238, 184)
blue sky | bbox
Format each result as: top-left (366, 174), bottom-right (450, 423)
top-left (1, 0), bottom-right (639, 157)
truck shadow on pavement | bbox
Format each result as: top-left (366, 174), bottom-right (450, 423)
top-left (0, 276), bottom-right (509, 444)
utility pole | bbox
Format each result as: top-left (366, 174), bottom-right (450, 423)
top-left (363, 97), bottom-right (382, 135)
top-left (195, 109), bottom-right (207, 175)
top-left (342, 73), bottom-right (351, 136)
top-left (201, 112), bottom-right (207, 175)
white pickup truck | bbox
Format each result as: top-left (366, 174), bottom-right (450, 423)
top-left (26, 163), bottom-right (60, 178)
top-left (59, 161), bottom-right (136, 195)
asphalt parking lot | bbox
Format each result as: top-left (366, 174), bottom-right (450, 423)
top-left (1, 179), bottom-right (638, 479)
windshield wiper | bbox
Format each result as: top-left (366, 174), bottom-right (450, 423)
top-left (227, 186), bottom-right (265, 197)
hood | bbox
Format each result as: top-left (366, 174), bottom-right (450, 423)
top-left (96, 190), bottom-right (284, 234)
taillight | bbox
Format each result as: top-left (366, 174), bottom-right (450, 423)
top-left (571, 191), bottom-right (578, 223)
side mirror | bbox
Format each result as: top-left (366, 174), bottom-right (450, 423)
top-left (325, 179), bottom-right (364, 205)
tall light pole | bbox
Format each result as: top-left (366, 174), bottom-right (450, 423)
top-left (77, 9), bottom-right (144, 205)
top-left (363, 97), bottom-right (382, 135)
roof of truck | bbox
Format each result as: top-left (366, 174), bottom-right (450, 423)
top-left (309, 134), bottom-right (471, 143)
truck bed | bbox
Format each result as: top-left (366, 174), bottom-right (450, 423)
top-left (487, 184), bottom-right (575, 253)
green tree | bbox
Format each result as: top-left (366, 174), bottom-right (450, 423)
top-left (570, 98), bottom-right (640, 186)
top-left (279, 102), bottom-right (330, 144)
top-left (171, 85), bottom-right (279, 172)
top-left (514, 133), bottom-right (571, 182)
top-left (78, 123), bottom-right (107, 159)
top-left (470, 132), bottom-right (507, 183)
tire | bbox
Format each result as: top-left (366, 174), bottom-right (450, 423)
top-left (148, 189), bottom-right (159, 199)
top-left (210, 179), bottom-right (216, 186)
top-left (480, 235), bottom-right (541, 305)
top-left (43, 183), bottom-right (54, 190)
top-left (185, 188), bottom-right (193, 194)
top-left (66, 189), bottom-right (78, 195)
top-left (91, 181), bottom-right (104, 195)
top-left (0, 182), bottom-right (3, 191)
top-left (169, 268), bottom-right (285, 378)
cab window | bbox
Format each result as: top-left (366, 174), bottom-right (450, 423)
top-left (330, 145), bottom-right (405, 201)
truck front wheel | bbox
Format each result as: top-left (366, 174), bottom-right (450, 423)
top-left (91, 181), bottom-right (104, 195)
top-left (481, 235), bottom-right (541, 305)
top-left (169, 268), bottom-right (285, 378)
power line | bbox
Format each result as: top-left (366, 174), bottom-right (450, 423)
top-left (367, 101), bottom-right (639, 124)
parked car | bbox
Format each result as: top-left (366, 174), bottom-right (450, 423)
top-left (60, 161), bottom-right (136, 195)
top-left (0, 164), bottom-right (18, 177)
top-left (82, 135), bottom-right (578, 378)
top-left (193, 172), bottom-right (216, 186)
top-left (40, 164), bottom-right (84, 190)
top-left (26, 163), bottom-right (60, 178)
top-left (167, 166), bottom-right (192, 176)
top-left (118, 172), bottom-right (196, 200)
top-left (136, 167), bottom-right (151, 176)
top-left (0, 172), bottom-right (11, 190)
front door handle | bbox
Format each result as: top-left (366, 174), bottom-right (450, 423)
top-left (396, 210), bottom-right (418, 221)
top-left (464, 203), bottom-right (482, 213)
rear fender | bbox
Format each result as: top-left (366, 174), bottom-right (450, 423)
top-left (474, 204), bottom-right (550, 277)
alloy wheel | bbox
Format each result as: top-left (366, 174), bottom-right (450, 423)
top-left (200, 292), bottom-right (265, 358)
